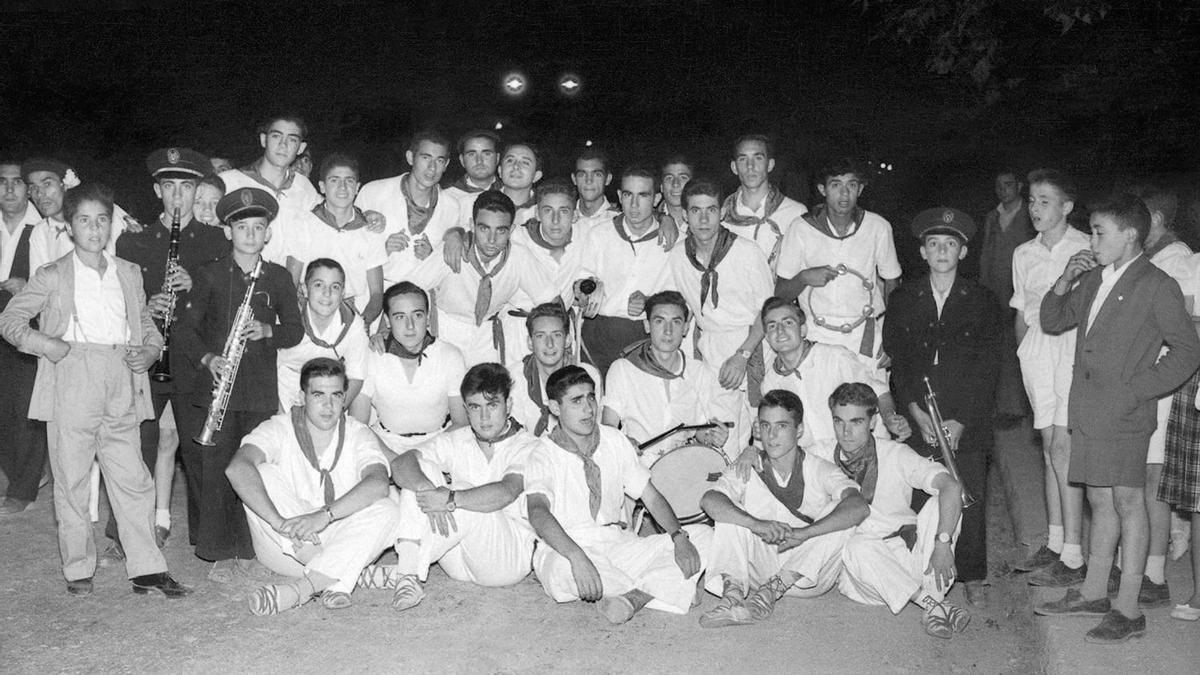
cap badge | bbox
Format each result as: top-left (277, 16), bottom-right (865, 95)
top-left (240, 190), bottom-right (254, 207)
top-left (167, 148), bottom-right (180, 164)
top-left (942, 210), bottom-right (955, 224)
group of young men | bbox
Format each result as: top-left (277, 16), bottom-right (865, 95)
top-left (2, 115), bottom-right (1199, 645)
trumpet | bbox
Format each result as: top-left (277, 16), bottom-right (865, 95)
top-left (194, 259), bottom-right (262, 447)
top-left (150, 208), bottom-right (181, 383)
top-left (922, 375), bottom-right (977, 508)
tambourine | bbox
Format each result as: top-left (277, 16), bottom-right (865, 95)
top-left (809, 264), bottom-right (876, 334)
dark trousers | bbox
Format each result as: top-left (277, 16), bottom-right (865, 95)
top-left (179, 402), bottom-right (269, 561)
top-left (911, 427), bottom-right (990, 582)
top-left (995, 309), bottom-right (1029, 418)
top-left (0, 343), bottom-right (47, 502)
top-left (581, 315), bottom-right (647, 378)
top-left (104, 391), bottom-right (174, 541)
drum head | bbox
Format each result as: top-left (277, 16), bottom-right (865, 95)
top-left (649, 444), bottom-right (728, 522)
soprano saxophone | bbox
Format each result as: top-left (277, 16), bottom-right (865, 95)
top-left (150, 208), bottom-right (181, 383)
top-left (194, 260), bottom-right (263, 447)
top-left (922, 375), bottom-right (977, 508)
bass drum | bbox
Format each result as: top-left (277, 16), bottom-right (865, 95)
top-left (642, 444), bottom-right (729, 527)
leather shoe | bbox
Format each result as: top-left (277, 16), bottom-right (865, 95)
top-left (154, 525), bottom-right (170, 549)
top-left (1138, 577), bottom-right (1171, 609)
top-left (66, 577), bottom-right (94, 597)
top-left (1084, 609), bottom-right (1146, 644)
top-left (1034, 588), bottom-right (1110, 616)
top-left (1014, 545), bottom-right (1059, 572)
top-left (131, 572), bottom-right (192, 599)
top-left (1028, 561), bottom-right (1086, 587)
top-left (1106, 565), bottom-right (1121, 597)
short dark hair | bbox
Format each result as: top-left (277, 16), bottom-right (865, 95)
top-left (257, 114), bottom-right (308, 140)
top-left (472, 189), bottom-right (516, 223)
top-left (409, 129), bottom-right (453, 156)
top-left (460, 362), bottom-right (513, 401)
top-left (828, 382), bottom-right (878, 417)
top-left (318, 152), bottom-right (360, 182)
top-left (681, 177), bottom-right (722, 209)
top-left (383, 281), bottom-right (429, 313)
top-left (545, 365), bottom-right (595, 402)
top-left (995, 167), bottom-right (1024, 184)
top-left (1131, 184), bottom-right (1179, 230)
top-left (660, 153), bottom-right (696, 175)
top-left (733, 134), bottom-right (773, 160)
top-left (620, 164), bottom-right (659, 193)
top-left (64, 182), bottom-right (115, 222)
top-left (198, 173), bottom-right (226, 195)
top-left (644, 290), bottom-right (690, 320)
top-left (1091, 193), bottom-right (1152, 247)
top-left (574, 146), bottom-right (611, 174)
top-left (301, 356), bottom-right (347, 391)
top-left (817, 157), bottom-right (870, 185)
top-left (760, 296), bottom-right (806, 326)
top-left (759, 389), bottom-right (804, 426)
top-left (535, 178), bottom-right (577, 204)
top-left (1027, 168), bottom-right (1078, 203)
top-left (525, 301), bottom-right (569, 335)
top-left (303, 258), bottom-right (346, 284)
top-left (457, 129), bottom-right (501, 156)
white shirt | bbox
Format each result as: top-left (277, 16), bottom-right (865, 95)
top-left (407, 243), bottom-right (557, 326)
top-left (1150, 240), bottom-right (1193, 305)
top-left (509, 225), bottom-right (588, 306)
top-left (760, 342), bottom-right (890, 448)
top-left (355, 175), bottom-right (461, 285)
top-left (1086, 254), bottom-right (1140, 334)
top-left (276, 308), bottom-right (370, 410)
top-left (775, 210), bottom-right (901, 333)
top-left (360, 340), bottom-right (466, 435)
top-left (416, 424), bottom-right (541, 525)
top-left (810, 437), bottom-right (948, 538)
top-left (219, 168), bottom-right (321, 265)
top-left (1009, 227), bottom-right (1091, 329)
top-left (712, 451), bottom-right (859, 524)
top-left (0, 203), bottom-right (43, 279)
top-left (506, 359), bottom-right (604, 435)
top-left (574, 199), bottom-right (621, 236)
top-left (282, 208), bottom-right (387, 304)
top-left (722, 189), bottom-right (808, 266)
top-left (28, 203), bottom-right (132, 271)
top-left (65, 251), bottom-right (129, 345)
top-left (525, 425), bottom-right (651, 532)
top-left (243, 413), bottom-right (389, 505)
top-left (578, 217), bottom-right (672, 319)
top-left (605, 353), bottom-right (736, 454)
top-left (443, 181), bottom-right (494, 230)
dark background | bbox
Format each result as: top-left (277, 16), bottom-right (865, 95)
top-left (2, 0), bottom-right (1198, 273)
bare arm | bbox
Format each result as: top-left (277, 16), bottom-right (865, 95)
top-left (226, 444), bottom-right (287, 530)
top-left (780, 488), bottom-right (870, 550)
top-left (362, 266), bottom-right (384, 327)
top-left (641, 482), bottom-right (701, 576)
top-left (349, 393), bottom-right (372, 425)
top-left (527, 492), bottom-right (603, 601)
top-left (447, 396), bottom-right (469, 429)
top-left (389, 449), bottom-right (437, 491)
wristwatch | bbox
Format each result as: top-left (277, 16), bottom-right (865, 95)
top-left (446, 490), bottom-right (457, 512)
top-left (934, 532), bottom-right (952, 544)
top-left (736, 348), bottom-right (752, 359)
top-left (322, 505), bottom-right (336, 523)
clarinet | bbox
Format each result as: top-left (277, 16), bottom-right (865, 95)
top-left (194, 260), bottom-right (263, 447)
top-left (150, 208), bottom-right (181, 382)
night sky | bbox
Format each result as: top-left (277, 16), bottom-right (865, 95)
top-left (3, 0), bottom-right (1198, 265)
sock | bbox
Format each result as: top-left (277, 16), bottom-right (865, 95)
top-left (721, 575), bottom-right (745, 600)
top-left (1145, 555), bottom-right (1166, 584)
top-left (1060, 543), bottom-right (1084, 568)
top-left (1047, 525), bottom-right (1065, 553)
top-left (155, 509), bottom-right (171, 529)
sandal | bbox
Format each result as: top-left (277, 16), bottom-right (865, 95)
top-left (392, 574), bottom-right (425, 612)
top-left (248, 581), bottom-right (313, 616)
top-left (358, 564), bottom-right (402, 590)
top-left (699, 596), bottom-right (751, 628)
top-left (321, 590), bottom-right (353, 610)
top-left (922, 603), bottom-right (954, 639)
top-left (941, 600), bottom-right (970, 632)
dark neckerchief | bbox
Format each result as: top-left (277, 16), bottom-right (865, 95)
top-left (757, 448), bottom-right (812, 524)
top-left (386, 332), bottom-right (436, 364)
top-left (239, 161), bottom-right (296, 195)
top-left (619, 339), bottom-right (684, 380)
top-left (684, 227), bottom-right (736, 310)
top-left (523, 217), bottom-right (570, 253)
top-left (803, 204), bottom-right (867, 241)
top-left (772, 340), bottom-right (814, 377)
top-left (450, 176), bottom-right (499, 194)
top-left (523, 354), bottom-right (554, 436)
top-left (474, 418), bottom-right (524, 449)
top-left (312, 203), bottom-right (369, 231)
top-left (721, 184), bottom-right (785, 230)
top-left (290, 406), bottom-right (346, 506)
top-left (466, 241), bottom-right (511, 325)
top-left (1145, 232), bottom-right (1183, 260)
top-left (401, 174), bottom-right (438, 236)
top-left (836, 436), bottom-right (879, 503)
top-left (301, 302), bottom-right (356, 353)
top-left (611, 215), bottom-right (659, 252)
top-left (548, 424), bottom-right (603, 520)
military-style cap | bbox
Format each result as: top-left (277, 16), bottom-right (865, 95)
top-left (910, 207), bottom-right (976, 242)
top-left (146, 147), bottom-right (210, 179)
top-left (217, 187), bottom-right (278, 224)
top-left (22, 157), bottom-right (71, 181)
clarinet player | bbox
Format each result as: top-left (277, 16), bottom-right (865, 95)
top-left (174, 187), bottom-right (303, 583)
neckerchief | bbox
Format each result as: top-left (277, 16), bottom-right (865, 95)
top-left (301, 302), bottom-right (356, 353)
top-left (523, 217), bottom-right (570, 254)
top-left (803, 204), bottom-right (868, 241)
top-left (549, 424), bottom-right (602, 520)
top-left (523, 354), bottom-right (553, 436)
top-left (836, 436), bottom-right (879, 503)
top-left (450, 176), bottom-right (499, 194)
top-left (385, 332), bottom-right (436, 364)
top-left (466, 241), bottom-right (510, 326)
top-left (684, 227), bottom-right (736, 310)
top-left (290, 406), bottom-right (346, 506)
top-left (401, 175), bottom-right (438, 236)
top-left (619, 338), bottom-right (684, 380)
top-left (239, 161), bottom-right (296, 195)
top-left (1145, 232), bottom-right (1183, 260)
top-left (474, 418), bottom-right (524, 449)
top-left (611, 215), bottom-right (659, 253)
top-left (311, 203), bottom-right (368, 231)
top-left (772, 340), bottom-right (814, 378)
top-left (721, 185), bottom-right (786, 263)
top-left (757, 448), bottom-right (812, 524)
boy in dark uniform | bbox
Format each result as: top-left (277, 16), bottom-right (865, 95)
top-left (883, 208), bottom-right (1002, 606)
top-left (174, 187), bottom-right (303, 581)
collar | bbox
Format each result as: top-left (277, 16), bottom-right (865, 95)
top-left (1101, 253), bottom-right (1141, 283)
top-left (312, 202), bottom-right (369, 231)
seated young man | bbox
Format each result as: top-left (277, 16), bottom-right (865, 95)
top-left (384, 363), bottom-right (544, 610)
top-left (814, 383), bottom-right (969, 640)
top-left (525, 365), bottom-right (705, 624)
top-left (225, 357), bottom-right (403, 615)
top-left (603, 291), bottom-right (740, 462)
top-left (507, 302), bottom-right (603, 436)
top-left (276, 259), bottom-right (369, 411)
top-left (350, 282), bottom-right (467, 449)
top-left (698, 389), bottom-right (869, 628)
top-left (760, 297), bottom-right (908, 447)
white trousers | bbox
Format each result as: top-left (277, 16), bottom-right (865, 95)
top-left (244, 464), bottom-right (405, 595)
top-left (838, 500), bottom-right (961, 614)
top-left (532, 524), bottom-right (710, 614)
top-left (703, 504), bottom-right (849, 598)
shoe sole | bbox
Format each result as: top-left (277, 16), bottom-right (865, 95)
top-left (1084, 629), bottom-right (1145, 644)
top-left (1138, 597), bottom-right (1172, 610)
top-left (132, 586), bottom-right (190, 599)
top-left (1027, 575), bottom-right (1086, 588)
top-left (699, 614), bottom-right (755, 628)
top-left (1034, 606), bottom-right (1109, 617)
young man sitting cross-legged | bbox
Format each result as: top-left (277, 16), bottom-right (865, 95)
top-left (698, 389), bottom-right (869, 627)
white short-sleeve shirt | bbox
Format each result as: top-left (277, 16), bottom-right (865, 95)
top-left (355, 175), bottom-right (462, 286)
top-left (359, 340), bottom-right (466, 435)
top-left (578, 217), bottom-right (673, 319)
top-left (510, 225), bottom-right (588, 306)
top-left (416, 424), bottom-right (541, 525)
top-left (282, 208), bottom-right (387, 304)
top-left (1009, 227), bottom-right (1091, 330)
top-left (604, 354), bottom-right (736, 452)
top-left (407, 243), bottom-right (557, 326)
top-left (722, 189), bottom-right (808, 267)
top-left (711, 451), bottom-right (859, 525)
top-left (668, 234), bottom-right (773, 360)
top-left (276, 308), bottom-right (370, 410)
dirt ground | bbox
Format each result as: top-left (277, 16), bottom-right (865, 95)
top-left (0, 421), bottom-right (1191, 674)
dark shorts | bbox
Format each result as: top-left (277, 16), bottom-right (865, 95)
top-left (1068, 429), bottom-right (1151, 488)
